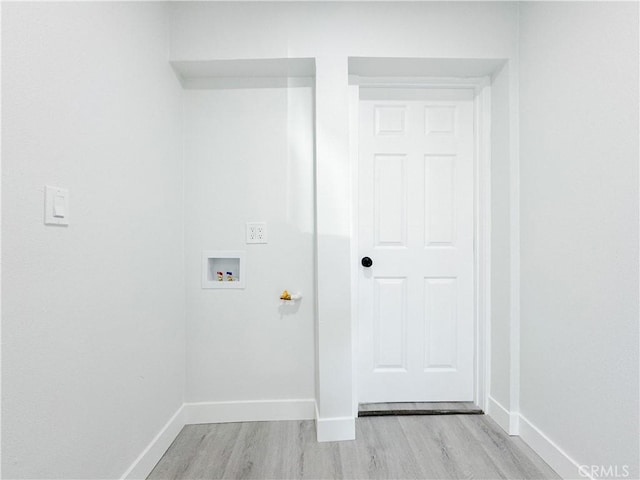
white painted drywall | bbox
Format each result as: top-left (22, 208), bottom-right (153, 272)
top-left (183, 85), bottom-right (316, 403)
top-left (169, 2), bottom-right (519, 60)
top-left (490, 63), bottom-right (513, 412)
top-left (170, 1), bottom-right (520, 427)
top-left (314, 57), bottom-right (353, 425)
top-left (519, 2), bottom-right (639, 476)
top-left (1, 3), bottom-right (185, 478)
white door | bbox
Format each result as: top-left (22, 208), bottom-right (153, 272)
top-left (357, 87), bottom-right (475, 402)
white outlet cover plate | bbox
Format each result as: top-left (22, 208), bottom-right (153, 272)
top-left (246, 222), bottom-right (267, 244)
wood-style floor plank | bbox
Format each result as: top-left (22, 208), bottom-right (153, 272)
top-left (148, 416), bottom-right (560, 480)
top-left (344, 416), bottom-right (427, 479)
top-left (466, 415), bottom-right (560, 480)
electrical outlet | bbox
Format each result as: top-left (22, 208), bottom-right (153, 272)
top-left (246, 222), bottom-right (267, 244)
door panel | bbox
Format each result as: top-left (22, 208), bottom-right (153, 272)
top-left (424, 277), bottom-right (457, 370)
top-left (373, 277), bottom-right (407, 371)
top-left (374, 155), bottom-right (407, 247)
top-left (358, 87), bottom-right (475, 402)
top-left (425, 154), bottom-right (456, 246)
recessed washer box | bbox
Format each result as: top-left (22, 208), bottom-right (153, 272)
top-left (202, 250), bottom-right (246, 289)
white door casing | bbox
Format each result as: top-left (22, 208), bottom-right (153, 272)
top-left (357, 87), bottom-right (476, 402)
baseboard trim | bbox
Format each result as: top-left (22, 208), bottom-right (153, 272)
top-left (121, 404), bottom-right (185, 480)
top-left (486, 396), bottom-right (519, 435)
top-left (122, 399), bottom-right (316, 479)
top-left (486, 396), bottom-right (511, 434)
top-left (519, 413), bottom-right (587, 480)
top-left (315, 404), bottom-right (356, 442)
top-left (120, 398), bottom-right (588, 480)
top-left (184, 399), bottom-right (316, 425)
top-left (123, 399), bottom-right (599, 480)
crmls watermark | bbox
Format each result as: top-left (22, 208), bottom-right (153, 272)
top-left (578, 465), bottom-right (630, 479)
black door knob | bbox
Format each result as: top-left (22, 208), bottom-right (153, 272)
top-left (361, 256), bottom-right (373, 268)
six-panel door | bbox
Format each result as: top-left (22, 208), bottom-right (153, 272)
top-left (358, 87), bottom-right (475, 402)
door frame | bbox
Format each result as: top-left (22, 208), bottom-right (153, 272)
top-left (349, 76), bottom-right (492, 415)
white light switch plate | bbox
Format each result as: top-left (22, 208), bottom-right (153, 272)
top-left (246, 222), bottom-right (267, 244)
top-left (45, 186), bottom-right (69, 226)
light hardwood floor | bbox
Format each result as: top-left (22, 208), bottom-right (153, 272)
top-left (148, 415), bottom-right (559, 479)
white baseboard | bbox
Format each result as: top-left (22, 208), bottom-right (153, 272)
top-left (124, 398), bottom-right (596, 480)
top-left (486, 400), bottom-right (587, 478)
top-left (519, 413), bottom-right (587, 480)
top-left (184, 399), bottom-right (316, 425)
top-left (315, 404), bottom-right (356, 442)
top-left (122, 399), bottom-right (316, 479)
top-left (486, 396), bottom-right (511, 434)
top-left (121, 404), bottom-right (186, 480)
top-left (486, 396), bottom-right (519, 435)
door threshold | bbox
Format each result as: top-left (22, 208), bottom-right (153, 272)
top-left (358, 401), bottom-right (483, 417)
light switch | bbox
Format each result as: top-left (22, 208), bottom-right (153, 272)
top-left (45, 186), bottom-right (69, 226)
top-left (53, 194), bottom-right (66, 217)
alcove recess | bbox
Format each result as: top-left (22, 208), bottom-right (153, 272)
top-left (173, 57), bottom-right (316, 293)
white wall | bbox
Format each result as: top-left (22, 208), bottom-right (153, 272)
top-left (519, 2), bottom-right (639, 477)
top-left (170, 1), bottom-right (520, 430)
top-left (490, 63), bottom-right (513, 412)
top-left (169, 2), bottom-right (519, 60)
top-left (183, 85), bottom-right (316, 404)
top-left (1, 3), bottom-right (185, 478)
